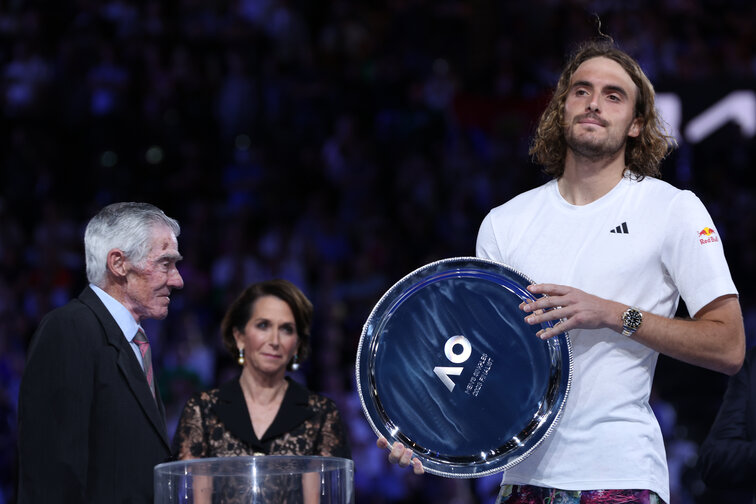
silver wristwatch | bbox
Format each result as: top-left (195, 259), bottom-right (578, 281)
top-left (621, 307), bottom-right (643, 337)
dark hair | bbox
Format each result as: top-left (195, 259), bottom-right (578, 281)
top-left (221, 279), bottom-right (313, 370)
top-left (529, 40), bottom-right (676, 178)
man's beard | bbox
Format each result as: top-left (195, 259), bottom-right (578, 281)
top-left (564, 114), bottom-right (631, 162)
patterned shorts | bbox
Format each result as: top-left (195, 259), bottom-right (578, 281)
top-left (496, 484), bottom-right (662, 504)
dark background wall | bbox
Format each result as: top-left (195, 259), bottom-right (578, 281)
top-left (1, 1), bottom-right (755, 503)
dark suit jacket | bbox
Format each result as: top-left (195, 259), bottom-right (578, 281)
top-left (697, 345), bottom-right (756, 499)
top-left (17, 286), bottom-right (171, 503)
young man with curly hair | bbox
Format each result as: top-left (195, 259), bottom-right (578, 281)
top-left (383, 40), bottom-right (745, 504)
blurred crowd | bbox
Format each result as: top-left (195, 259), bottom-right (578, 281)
top-left (1, 1), bottom-right (755, 503)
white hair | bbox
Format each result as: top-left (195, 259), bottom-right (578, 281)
top-left (84, 202), bottom-right (180, 287)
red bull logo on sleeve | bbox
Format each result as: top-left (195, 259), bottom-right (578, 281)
top-left (698, 227), bottom-right (719, 244)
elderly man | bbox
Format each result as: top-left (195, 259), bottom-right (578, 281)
top-left (18, 202), bottom-right (184, 503)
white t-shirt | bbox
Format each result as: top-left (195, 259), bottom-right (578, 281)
top-left (476, 175), bottom-right (737, 504)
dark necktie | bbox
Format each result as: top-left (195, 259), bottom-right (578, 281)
top-left (133, 328), bottom-right (155, 399)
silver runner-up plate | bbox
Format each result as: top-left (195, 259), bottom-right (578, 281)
top-left (356, 257), bottom-right (573, 478)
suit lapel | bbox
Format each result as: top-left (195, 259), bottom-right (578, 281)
top-left (79, 287), bottom-right (171, 449)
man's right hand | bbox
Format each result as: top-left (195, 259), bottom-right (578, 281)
top-left (376, 437), bottom-right (425, 474)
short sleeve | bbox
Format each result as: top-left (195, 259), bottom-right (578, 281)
top-left (171, 394), bottom-right (208, 460)
top-left (315, 398), bottom-right (352, 459)
top-left (661, 190), bottom-right (737, 316)
top-left (476, 211), bottom-right (503, 262)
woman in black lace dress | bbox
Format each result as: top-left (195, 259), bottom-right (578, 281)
top-left (172, 279), bottom-right (351, 503)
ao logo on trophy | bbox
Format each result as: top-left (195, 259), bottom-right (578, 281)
top-left (433, 335), bottom-right (472, 392)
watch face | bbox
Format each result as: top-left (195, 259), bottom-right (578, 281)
top-left (624, 309), bottom-right (642, 329)
top-left (355, 257), bottom-right (573, 478)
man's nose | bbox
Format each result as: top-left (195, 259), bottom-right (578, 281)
top-left (170, 269), bottom-right (184, 289)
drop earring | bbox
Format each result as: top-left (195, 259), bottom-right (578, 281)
top-left (237, 348), bottom-right (245, 366)
top-left (291, 354), bottom-right (300, 371)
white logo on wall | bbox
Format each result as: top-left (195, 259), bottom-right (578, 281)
top-left (657, 91), bottom-right (756, 142)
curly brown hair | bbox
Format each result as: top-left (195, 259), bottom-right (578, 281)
top-left (221, 279), bottom-right (313, 371)
top-left (530, 40), bottom-right (676, 179)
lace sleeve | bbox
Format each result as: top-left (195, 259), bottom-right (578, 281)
top-left (315, 398), bottom-right (352, 459)
top-left (171, 393), bottom-right (208, 460)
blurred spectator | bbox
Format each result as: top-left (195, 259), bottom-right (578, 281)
top-left (3, 41), bottom-right (52, 118)
top-left (696, 346), bottom-right (756, 503)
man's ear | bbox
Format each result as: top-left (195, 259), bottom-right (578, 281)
top-left (107, 249), bottom-right (129, 279)
top-left (628, 117), bottom-right (642, 138)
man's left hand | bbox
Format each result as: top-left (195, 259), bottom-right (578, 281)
top-left (520, 283), bottom-right (621, 339)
